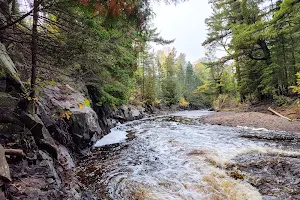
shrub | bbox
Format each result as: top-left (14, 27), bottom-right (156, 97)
top-left (212, 94), bottom-right (241, 111)
top-left (179, 97), bottom-right (189, 107)
top-left (290, 72), bottom-right (300, 94)
top-left (273, 95), bottom-right (293, 106)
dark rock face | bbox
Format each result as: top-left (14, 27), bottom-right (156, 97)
top-left (0, 84), bottom-right (147, 199)
top-left (0, 42), bottom-right (100, 199)
top-left (39, 85), bottom-right (104, 153)
top-left (0, 39), bottom-right (150, 199)
top-left (92, 104), bottom-right (149, 135)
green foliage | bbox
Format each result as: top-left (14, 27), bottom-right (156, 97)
top-left (98, 83), bottom-right (127, 106)
top-left (204, 0), bottom-right (300, 102)
top-left (84, 98), bottom-right (91, 107)
top-left (212, 94), bottom-right (241, 111)
top-left (0, 68), bottom-right (5, 78)
top-left (273, 95), bottom-right (293, 107)
top-left (162, 77), bottom-right (179, 105)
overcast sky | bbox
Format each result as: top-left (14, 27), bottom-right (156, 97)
top-left (151, 0), bottom-right (213, 63)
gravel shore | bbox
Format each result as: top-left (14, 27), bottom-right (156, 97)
top-left (202, 111), bottom-right (300, 133)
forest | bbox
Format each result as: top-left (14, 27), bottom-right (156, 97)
top-left (204, 0), bottom-right (300, 106)
top-left (1, 0), bottom-right (300, 199)
top-left (1, 0), bottom-right (300, 110)
top-left (140, 0), bottom-right (300, 109)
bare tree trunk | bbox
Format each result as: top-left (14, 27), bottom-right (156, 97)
top-left (281, 34), bottom-right (288, 94)
top-left (142, 55), bottom-right (145, 100)
top-left (30, 0), bottom-right (39, 98)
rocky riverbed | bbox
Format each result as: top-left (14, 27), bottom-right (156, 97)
top-left (76, 110), bottom-right (300, 200)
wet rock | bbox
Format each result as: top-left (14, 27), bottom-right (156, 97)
top-left (0, 12), bottom-right (6, 27)
top-left (0, 45), bottom-right (102, 199)
top-left (227, 153), bottom-right (300, 199)
top-left (47, 178), bottom-right (55, 184)
top-left (120, 105), bottom-right (133, 121)
top-left (80, 191), bottom-right (99, 200)
top-left (36, 101), bottom-right (56, 128)
top-left (0, 144), bottom-right (11, 181)
top-left (129, 105), bottom-right (145, 120)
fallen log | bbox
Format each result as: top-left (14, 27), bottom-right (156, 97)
top-left (268, 107), bottom-right (292, 121)
top-left (4, 149), bottom-right (25, 157)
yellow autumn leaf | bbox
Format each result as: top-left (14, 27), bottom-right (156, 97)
top-left (78, 103), bottom-right (83, 109)
top-left (179, 97), bottom-right (189, 107)
top-left (65, 113), bottom-right (71, 120)
top-left (60, 110), bottom-right (72, 120)
top-left (84, 98), bottom-right (91, 107)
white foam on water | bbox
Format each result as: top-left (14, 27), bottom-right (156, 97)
top-left (86, 110), bottom-right (299, 199)
top-left (94, 129), bottom-right (128, 147)
top-left (172, 110), bottom-right (213, 118)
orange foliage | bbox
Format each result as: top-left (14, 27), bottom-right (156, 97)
top-left (79, 0), bottom-right (138, 18)
top-left (79, 0), bottom-right (90, 6)
top-left (94, 2), bottom-right (106, 15)
top-left (125, 4), bottom-right (135, 14)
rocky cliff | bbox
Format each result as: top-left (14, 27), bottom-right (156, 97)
top-left (0, 42), bottom-right (148, 199)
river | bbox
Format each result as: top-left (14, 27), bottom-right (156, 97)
top-left (76, 110), bottom-right (300, 200)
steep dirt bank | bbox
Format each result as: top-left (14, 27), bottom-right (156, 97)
top-left (201, 111), bottom-right (300, 133)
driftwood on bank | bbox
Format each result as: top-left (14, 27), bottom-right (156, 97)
top-left (268, 107), bottom-right (292, 121)
top-left (4, 149), bottom-right (25, 157)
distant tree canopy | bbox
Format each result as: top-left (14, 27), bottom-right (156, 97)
top-left (133, 47), bottom-right (212, 108)
top-left (203, 0), bottom-right (300, 102)
top-left (0, 0), bottom-right (186, 107)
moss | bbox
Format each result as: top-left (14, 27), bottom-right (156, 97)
top-left (0, 68), bottom-right (6, 78)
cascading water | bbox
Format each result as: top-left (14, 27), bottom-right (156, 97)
top-left (76, 111), bottom-right (300, 200)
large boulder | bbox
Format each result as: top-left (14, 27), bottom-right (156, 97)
top-left (128, 105), bottom-right (145, 120)
top-left (70, 107), bottom-right (103, 149)
top-left (39, 84), bottom-right (103, 151)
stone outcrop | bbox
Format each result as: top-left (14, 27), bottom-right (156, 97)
top-left (39, 84), bottom-right (104, 153)
top-left (0, 40), bottom-right (150, 199)
top-left (0, 42), bottom-right (99, 199)
top-left (93, 103), bottom-right (149, 135)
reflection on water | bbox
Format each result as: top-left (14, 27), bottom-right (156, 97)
top-left (76, 111), bottom-right (300, 200)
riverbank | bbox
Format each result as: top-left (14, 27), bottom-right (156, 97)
top-left (76, 110), bottom-right (300, 200)
top-left (200, 109), bottom-right (300, 199)
top-left (201, 108), bottom-right (300, 133)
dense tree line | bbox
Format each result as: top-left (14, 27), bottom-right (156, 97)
top-left (204, 0), bottom-right (300, 103)
top-left (135, 47), bottom-right (212, 108)
top-left (0, 0), bottom-right (185, 108)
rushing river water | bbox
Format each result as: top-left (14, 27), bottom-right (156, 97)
top-left (76, 110), bottom-right (300, 200)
